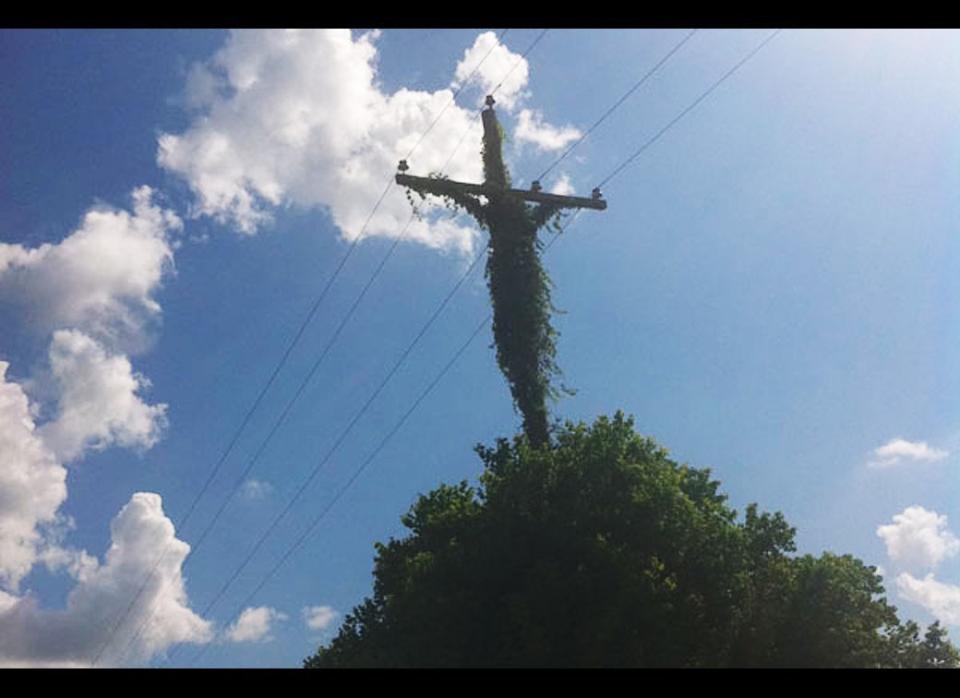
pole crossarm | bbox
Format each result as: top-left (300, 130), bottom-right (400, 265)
top-left (395, 173), bottom-right (607, 211)
top-left (395, 96), bottom-right (608, 448)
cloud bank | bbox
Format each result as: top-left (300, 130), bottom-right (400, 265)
top-left (0, 186), bottom-right (180, 352)
top-left (0, 189), bottom-right (199, 666)
top-left (0, 493), bottom-right (212, 667)
top-left (158, 29), bottom-right (575, 254)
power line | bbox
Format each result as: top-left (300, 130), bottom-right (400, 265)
top-left (90, 151), bottom-right (394, 670)
top-left (175, 242), bottom-right (488, 666)
top-left (597, 29), bottom-right (781, 190)
top-left (113, 41), bottom-right (510, 668)
top-left (144, 29), bottom-right (545, 667)
top-left (535, 28), bottom-right (698, 184)
top-left (117, 214), bottom-right (415, 664)
top-left (179, 29), bottom-right (784, 667)
top-left (165, 30), bottom-right (550, 667)
top-left (179, 28), bottom-right (510, 570)
top-left (93, 28), bottom-right (510, 667)
top-left (186, 206), bottom-right (587, 667)
top-left (187, 278), bottom-right (492, 668)
top-left (403, 29), bottom-right (509, 160)
top-left (490, 29), bottom-right (548, 97)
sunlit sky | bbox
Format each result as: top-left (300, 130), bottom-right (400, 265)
top-left (1, 28), bottom-right (958, 667)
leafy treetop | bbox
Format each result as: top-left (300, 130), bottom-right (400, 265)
top-left (305, 413), bottom-right (958, 668)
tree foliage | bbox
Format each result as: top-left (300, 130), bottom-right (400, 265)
top-left (305, 414), bottom-right (958, 668)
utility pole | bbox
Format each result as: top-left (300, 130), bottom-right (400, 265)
top-left (396, 95), bottom-right (606, 448)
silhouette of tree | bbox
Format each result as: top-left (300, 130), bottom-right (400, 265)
top-left (305, 413), bottom-right (957, 668)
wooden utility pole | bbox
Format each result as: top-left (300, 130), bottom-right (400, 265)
top-left (396, 95), bottom-right (606, 448)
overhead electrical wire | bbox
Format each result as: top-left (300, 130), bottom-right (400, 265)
top-left (116, 29), bottom-right (549, 667)
top-left (167, 30), bottom-right (552, 667)
top-left (597, 29), bottom-right (781, 190)
top-left (179, 27), bottom-right (782, 667)
top-left (92, 27), bottom-right (511, 667)
top-left (535, 28), bottom-right (698, 184)
top-left (186, 206), bottom-right (586, 668)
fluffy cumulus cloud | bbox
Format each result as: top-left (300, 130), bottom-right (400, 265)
top-left (877, 506), bottom-right (960, 571)
top-left (0, 493), bottom-right (212, 667)
top-left (514, 108), bottom-right (581, 152)
top-left (158, 29), bottom-right (474, 249)
top-left (0, 188), bottom-right (209, 665)
top-left (0, 364), bottom-right (68, 590)
top-left (302, 605), bottom-right (338, 631)
top-left (897, 573), bottom-right (960, 626)
top-left (452, 31), bottom-right (529, 111)
top-left (868, 438), bottom-right (949, 468)
top-left (0, 188), bottom-right (172, 591)
top-left (158, 30), bottom-right (577, 253)
top-left (38, 330), bottom-right (167, 462)
top-left (0, 186), bottom-right (180, 352)
top-left (224, 606), bottom-right (288, 643)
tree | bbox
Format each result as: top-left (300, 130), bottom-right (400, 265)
top-left (920, 622), bottom-right (960, 668)
top-left (304, 413), bottom-right (957, 668)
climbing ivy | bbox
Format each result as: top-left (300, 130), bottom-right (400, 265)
top-left (483, 195), bottom-right (565, 448)
top-left (403, 127), bottom-right (569, 448)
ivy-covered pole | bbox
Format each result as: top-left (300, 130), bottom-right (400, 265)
top-left (480, 96), bottom-right (554, 448)
top-left (395, 96), bottom-right (606, 449)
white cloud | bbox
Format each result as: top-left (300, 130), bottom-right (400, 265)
top-left (302, 605), bottom-right (338, 631)
top-left (0, 188), bottom-right (176, 592)
top-left (239, 478), bottom-right (273, 501)
top-left (548, 173), bottom-right (575, 196)
top-left (224, 606), bottom-right (288, 643)
top-left (0, 186), bottom-right (180, 353)
top-left (0, 350), bottom-right (197, 667)
top-left (452, 31), bottom-right (529, 111)
top-left (868, 438), bottom-right (949, 468)
top-left (157, 29), bottom-right (549, 251)
top-left (877, 506), bottom-right (960, 570)
top-left (0, 493), bottom-right (212, 667)
top-left (38, 330), bottom-right (167, 463)
top-left (897, 573), bottom-right (960, 626)
top-left (0, 363), bottom-right (68, 590)
top-left (36, 543), bottom-right (99, 584)
top-left (514, 108), bottom-right (581, 152)
top-left (0, 184), bottom-right (207, 665)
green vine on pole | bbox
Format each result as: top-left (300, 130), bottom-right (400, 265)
top-left (404, 145), bottom-right (570, 449)
top-left (397, 101), bottom-right (591, 449)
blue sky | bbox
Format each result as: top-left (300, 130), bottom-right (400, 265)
top-left (0, 28), bottom-right (958, 667)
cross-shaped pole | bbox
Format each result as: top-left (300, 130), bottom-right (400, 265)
top-left (396, 95), bottom-right (607, 448)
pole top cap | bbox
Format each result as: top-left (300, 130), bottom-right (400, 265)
top-left (485, 95), bottom-right (496, 108)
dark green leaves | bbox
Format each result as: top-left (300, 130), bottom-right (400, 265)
top-left (304, 414), bottom-right (958, 668)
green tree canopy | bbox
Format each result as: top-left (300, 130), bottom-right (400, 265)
top-left (305, 413), bottom-right (957, 668)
